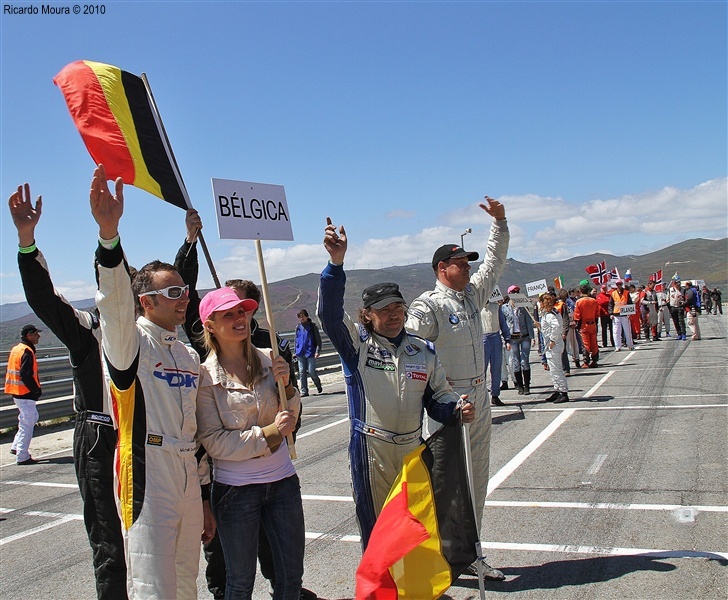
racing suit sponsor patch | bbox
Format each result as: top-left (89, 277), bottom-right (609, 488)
top-left (408, 308), bottom-right (426, 321)
top-left (86, 411), bottom-right (113, 426)
top-left (404, 363), bottom-right (427, 381)
top-left (147, 434), bottom-right (163, 447)
top-left (365, 357), bottom-right (396, 371)
top-left (153, 362), bottom-right (199, 388)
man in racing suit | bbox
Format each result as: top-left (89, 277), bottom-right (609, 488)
top-left (405, 197), bottom-right (509, 580)
top-left (90, 164), bottom-right (213, 599)
top-left (318, 218), bottom-right (474, 549)
top-left (8, 183), bottom-right (127, 598)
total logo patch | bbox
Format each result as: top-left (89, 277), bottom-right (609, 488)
top-left (406, 371), bottom-right (428, 381)
top-left (404, 363), bottom-right (427, 380)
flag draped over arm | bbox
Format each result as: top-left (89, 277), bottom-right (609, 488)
top-left (355, 419), bottom-right (479, 600)
top-left (54, 60), bottom-right (189, 210)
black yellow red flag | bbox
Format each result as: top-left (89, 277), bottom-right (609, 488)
top-left (54, 60), bottom-right (188, 210)
top-left (355, 419), bottom-right (478, 599)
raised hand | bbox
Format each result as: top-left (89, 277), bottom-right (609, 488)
top-left (8, 183), bottom-right (42, 247)
top-left (185, 208), bottom-right (202, 243)
top-left (89, 163), bottom-right (124, 240)
top-left (323, 217), bottom-right (348, 265)
top-left (479, 196), bottom-right (506, 221)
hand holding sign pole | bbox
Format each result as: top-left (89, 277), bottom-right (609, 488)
top-left (212, 178), bottom-right (296, 458)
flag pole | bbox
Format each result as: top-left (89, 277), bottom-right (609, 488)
top-left (255, 239), bottom-right (297, 459)
top-left (141, 73), bottom-right (221, 288)
top-left (462, 420), bottom-right (486, 599)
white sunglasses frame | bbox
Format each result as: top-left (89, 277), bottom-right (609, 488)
top-left (138, 284), bottom-right (190, 300)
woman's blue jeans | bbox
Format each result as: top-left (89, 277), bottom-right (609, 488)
top-left (212, 474), bottom-right (305, 600)
top-left (509, 336), bottom-right (532, 372)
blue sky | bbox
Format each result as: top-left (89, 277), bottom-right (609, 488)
top-left (1, 1), bottom-right (726, 305)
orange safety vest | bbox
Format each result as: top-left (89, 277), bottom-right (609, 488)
top-left (4, 342), bottom-right (40, 396)
top-left (610, 289), bottom-right (630, 315)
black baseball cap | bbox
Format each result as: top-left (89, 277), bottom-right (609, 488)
top-left (21, 324), bottom-right (42, 338)
top-left (362, 283), bottom-right (405, 309)
top-left (431, 244), bottom-right (479, 269)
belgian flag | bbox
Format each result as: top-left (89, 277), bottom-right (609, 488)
top-left (355, 419), bottom-right (479, 599)
top-left (54, 60), bottom-right (189, 210)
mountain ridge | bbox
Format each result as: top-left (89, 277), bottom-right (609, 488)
top-left (2, 237), bottom-right (725, 349)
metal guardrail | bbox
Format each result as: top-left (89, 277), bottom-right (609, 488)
top-left (1, 337), bottom-right (343, 430)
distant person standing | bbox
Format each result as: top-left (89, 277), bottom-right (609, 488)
top-left (5, 324), bottom-right (42, 465)
top-left (711, 288), bottom-right (722, 315)
top-left (668, 278), bottom-right (687, 340)
top-left (683, 281), bottom-right (701, 341)
top-left (295, 309), bottom-right (323, 397)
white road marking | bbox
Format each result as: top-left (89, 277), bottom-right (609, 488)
top-left (583, 371), bottom-right (615, 397)
top-left (296, 417), bottom-right (349, 439)
top-left (584, 453), bottom-right (608, 484)
top-left (480, 541), bottom-right (728, 561)
top-left (2, 480), bottom-right (77, 489)
top-left (302, 494), bottom-right (354, 502)
top-left (302, 534), bottom-right (728, 561)
top-left (0, 514), bottom-right (82, 546)
top-left (618, 349), bottom-right (637, 365)
top-left (524, 403), bottom-right (728, 412)
top-left (482, 500), bottom-right (728, 512)
top-left (487, 409), bottom-right (576, 496)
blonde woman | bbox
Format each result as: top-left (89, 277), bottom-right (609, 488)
top-left (539, 293), bottom-right (569, 403)
top-left (195, 287), bottom-right (304, 600)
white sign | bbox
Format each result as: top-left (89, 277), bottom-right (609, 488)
top-left (619, 304), bottom-right (636, 316)
top-left (212, 178), bottom-right (294, 241)
top-left (489, 285), bottom-right (503, 303)
top-left (526, 279), bottom-right (548, 297)
top-left (510, 293), bottom-right (533, 309)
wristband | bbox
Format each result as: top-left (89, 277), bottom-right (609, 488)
top-left (99, 235), bottom-right (120, 250)
top-left (18, 242), bottom-right (37, 254)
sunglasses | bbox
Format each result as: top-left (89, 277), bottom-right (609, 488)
top-left (138, 285), bottom-right (189, 300)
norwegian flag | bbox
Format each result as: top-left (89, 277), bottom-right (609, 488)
top-left (608, 267), bottom-right (620, 281)
top-left (585, 260), bottom-right (610, 285)
top-left (651, 269), bottom-right (664, 292)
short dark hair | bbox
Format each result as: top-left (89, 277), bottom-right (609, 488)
top-left (298, 309), bottom-right (309, 319)
top-left (225, 279), bottom-right (261, 304)
top-left (132, 260), bottom-right (178, 316)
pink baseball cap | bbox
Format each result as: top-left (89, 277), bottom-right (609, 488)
top-left (199, 287), bottom-right (258, 323)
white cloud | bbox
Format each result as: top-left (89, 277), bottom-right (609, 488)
top-left (159, 178), bottom-right (728, 291)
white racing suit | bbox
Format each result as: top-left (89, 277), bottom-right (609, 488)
top-left (318, 262), bottom-right (461, 549)
top-left (95, 240), bottom-right (204, 600)
top-left (541, 310), bottom-right (567, 392)
top-left (405, 219), bottom-right (509, 529)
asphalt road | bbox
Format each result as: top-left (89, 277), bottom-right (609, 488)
top-left (1, 315), bottom-right (726, 599)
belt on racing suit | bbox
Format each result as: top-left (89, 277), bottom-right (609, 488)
top-left (145, 432), bottom-right (197, 456)
top-left (448, 376), bottom-right (485, 387)
top-left (78, 410), bottom-right (114, 427)
top-left (352, 419), bottom-right (422, 445)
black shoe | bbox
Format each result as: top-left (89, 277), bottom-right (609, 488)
top-left (301, 391), bottom-right (309, 397)
top-left (491, 396), bottom-right (505, 406)
top-left (500, 381), bottom-right (509, 390)
top-left (554, 392), bottom-right (570, 404)
top-left (300, 588), bottom-right (318, 600)
top-left (517, 387), bottom-right (524, 395)
top-left (17, 457), bottom-right (38, 465)
top-left (545, 391), bottom-right (560, 402)
top-left (10, 449), bottom-right (17, 455)
top-left (315, 383), bottom-right (322, 394)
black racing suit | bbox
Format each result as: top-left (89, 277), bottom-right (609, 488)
top-left (18, 246), bottom-right (127, 600)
